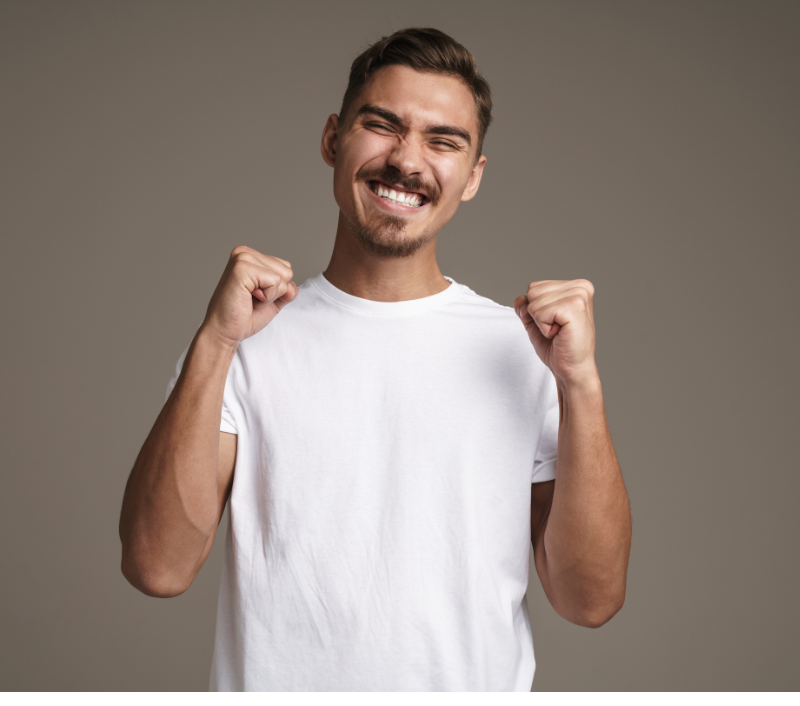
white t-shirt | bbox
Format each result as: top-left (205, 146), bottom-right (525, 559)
top-left (166, 272), bottom-right (559, 691)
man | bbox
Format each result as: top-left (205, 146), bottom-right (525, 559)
top-left (119, 27), bottom-right (631, 691)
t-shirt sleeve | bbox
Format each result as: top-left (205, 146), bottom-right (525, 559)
top-left (532, 371), bottom-right (559, 483)
top-left (165, 343), bottom-right (238, 435)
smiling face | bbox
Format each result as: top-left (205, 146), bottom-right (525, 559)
top-left (321, 65), bottom-right (487, 258)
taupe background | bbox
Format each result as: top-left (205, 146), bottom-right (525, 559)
top-left (1, 0), bottom-right (798, 692)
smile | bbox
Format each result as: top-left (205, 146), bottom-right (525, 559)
top-left (368, 181), bottom-right (427, 208)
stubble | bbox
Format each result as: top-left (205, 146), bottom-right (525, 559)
top-left (352, 211), bottom-right (436, 258)
top-left (350, 165), bottom-right (441, 259)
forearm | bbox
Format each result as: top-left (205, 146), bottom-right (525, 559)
top-left (119, 327), bottom-right (236, 596)
top-left (540, 369), bottom-right (631, 626)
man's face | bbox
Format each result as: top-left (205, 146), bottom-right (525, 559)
top-left (321, 65), bottom-right (487, 258)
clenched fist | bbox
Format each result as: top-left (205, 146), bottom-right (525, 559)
top-left (514, 279), bottom-right (598, 386)
top-left (201, 245), bottom-right (299, 348)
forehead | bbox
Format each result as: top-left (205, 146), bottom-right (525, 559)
top-left (355, 65), bottom-right (479, 138)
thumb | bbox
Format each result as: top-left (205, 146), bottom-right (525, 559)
top-left (514, 295), bottom-right (560, 339)
top-left (275, 281), bottom-right (299, 312)
top-left (513, 295), bottom-right (528, 319)
top-left (514, 295), bottom-right (537, 331)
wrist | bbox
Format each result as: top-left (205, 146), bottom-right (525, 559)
top-left (555, 364), bottom-right (603, 400)
top-left (196, 323), bottom-right (241, 356)
top-left (167, 325), bottom-right (237, 406)
top-left (189, 327), bottom-right (240, 378)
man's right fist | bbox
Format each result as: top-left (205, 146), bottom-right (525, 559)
top-left (200, 245), bottom-right (298, 348)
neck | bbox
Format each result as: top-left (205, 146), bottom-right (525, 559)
top-left (322, 211), bottom-right (450, 302)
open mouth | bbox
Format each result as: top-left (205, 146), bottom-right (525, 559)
top-left (368, 180), bottom-right (428, 208)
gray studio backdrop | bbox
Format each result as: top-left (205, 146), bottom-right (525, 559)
top-left (1, 0), bottom-right (798, 692)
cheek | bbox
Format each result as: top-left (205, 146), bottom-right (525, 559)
top-left (347, 132), bottom-right (392, 169)
top-left (334, 139), bottom-right (380, 190)
top-left (432, 162), bottom-right (469, 201)
top-left (331, 169), bottom-right (356, 214)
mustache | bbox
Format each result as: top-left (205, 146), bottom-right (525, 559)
top-left (355, 165), bottom-right (441, 206)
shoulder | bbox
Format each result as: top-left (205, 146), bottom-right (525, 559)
top-left (444, 281), bottom-right (549, 368)
top-left (446, 282), bottom-right (529, 336)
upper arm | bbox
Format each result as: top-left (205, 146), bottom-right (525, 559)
top-left (193, 431), bottom-right (237, 570)
top-left (530, 479), bottom-right (555, 591)
top-left (216, 431), bottom-right (237, 522)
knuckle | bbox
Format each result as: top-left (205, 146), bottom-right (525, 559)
top-left (267, 256), bottom-right (292, 273)
top-left (232, 258), bottom-right (256, 275)
top-left (570, 294), bottom-right (587, 310)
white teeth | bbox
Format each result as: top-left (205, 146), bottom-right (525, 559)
top-left (373, 182), bottom-right (423, 207)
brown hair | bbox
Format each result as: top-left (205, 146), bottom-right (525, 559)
top-left (340, 27), bottom-right (493, 157)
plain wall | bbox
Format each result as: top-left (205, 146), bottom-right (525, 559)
top-left (1, 0), bottom-right (798, 691)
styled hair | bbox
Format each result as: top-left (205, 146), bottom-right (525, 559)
top-left (340, 27), bottom-right (493, 156)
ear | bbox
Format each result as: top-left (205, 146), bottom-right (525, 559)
top-left (320, 114), bottom-right (339, 168)
top-left (460, 154), bottom-right (487, 202)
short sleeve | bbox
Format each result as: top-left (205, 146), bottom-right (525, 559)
top-left (532, 371), bottom-right (559, 483)
top-left (165, 343), bottom-right (238, 435)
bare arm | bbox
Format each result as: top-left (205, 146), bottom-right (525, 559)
top-left (517, 280), bottom-right (631, 627)
top-left (530, 376), bottom-right (631, 627)
top-left (119, 331), bottom-right (238, 597)
top-left (119, 246), bottom-right (297, 597)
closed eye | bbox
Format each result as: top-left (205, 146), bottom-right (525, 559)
top-left (365, 121), bottom-right (395, 133)
top-left (431, 140), bottom-right (464, 151)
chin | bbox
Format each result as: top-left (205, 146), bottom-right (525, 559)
top-left (353, 211), bottom-right (435, 259)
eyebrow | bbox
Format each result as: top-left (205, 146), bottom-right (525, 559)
top-left (356, 103), bottom-right (472, 146)
top-left (425, 123), bottom-right (472, 145)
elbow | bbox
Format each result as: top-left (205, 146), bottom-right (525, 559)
top-left (550, 575), bottom-right (627, 629)
top-left (569, 589), bottom-right (626, 629)
top-left (120, 548), bottom-right (191, 598)
top-left (574, 601), bottom-right (623, 629)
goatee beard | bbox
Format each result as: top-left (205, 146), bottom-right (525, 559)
top-left (350, 164), bottom-right (440, 259)
top-left (352, 210), bottom-right (435, 259)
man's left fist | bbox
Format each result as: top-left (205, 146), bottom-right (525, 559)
top-left (514, 279), bottom-right (598, 386)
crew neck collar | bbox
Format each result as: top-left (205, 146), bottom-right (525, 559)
top-left (309, 272), bottom-right (464, 316)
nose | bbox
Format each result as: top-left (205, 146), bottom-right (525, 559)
top-left (386, 134), bottom-right (423, 178)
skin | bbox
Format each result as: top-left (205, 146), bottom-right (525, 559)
top-left (119, 64), bottom-right (631, 630)
top-left (321, 66), bottom-right (487, 300)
